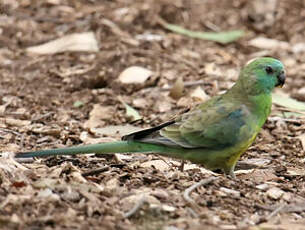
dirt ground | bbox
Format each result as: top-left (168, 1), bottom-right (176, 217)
top-left (1, 0), bottom-right (305, 229)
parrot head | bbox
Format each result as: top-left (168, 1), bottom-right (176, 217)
top-left (239, 57), bottom-right (286, 95)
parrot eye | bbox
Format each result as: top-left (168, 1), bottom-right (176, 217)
top-left (265, 66), bottom-right (273, 75)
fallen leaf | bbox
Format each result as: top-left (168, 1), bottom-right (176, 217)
top-left (84, 104), bottom-right (115, 129)
top-left (219, 187), bottom-right (240, 198)
top-left (118, 66), bottom-right (152, 84)
top-left (204, 63), bottom-right (222, 77)
top-left (158, 204), bottom-right (176, 212)
top-left (37, 188), bottom-right (60, 201)
top-left (141, 160), bottom-right (170, 171)
top-left (163, 23), bottom-right (244, 44)
top-left (236, 158), bottom-right (271, 170)
top-left (73, 101), bottom-right (84, 108)
top-left (249, 37), bottom-right (290, 50)
top-left (190, 86), bottom-right (210, 102)
top-left (119, 98), bottom-right (142, 121)
top-left (26, 32), bottom-right (99, 54)
top-left (120, 193), bottom-right (160, 213)
top-left (30, 124), bottom-right (61, 136)
top-left (292, 43), bottom-right (305, 53)
top-left (237, 169), bottom-right (277, 183)
top-left (267, 187), bottom-right (284, 200)
top-left (132, 98), bottom-right (149, 109)
top-left (155, 100), bottom-right (172, 113)
top-left (256, 184), bottom-right (269, 191)
top-left (272, 93), bottom-right (305, 111)
top-left (4, 118), bottom-right (31, 127)
top-left (170, 77), bottom-right (184, 99)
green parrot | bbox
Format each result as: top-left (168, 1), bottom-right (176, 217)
top-left (16, 57), bottom-right (286, 178)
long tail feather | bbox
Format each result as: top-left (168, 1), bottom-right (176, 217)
top-left (15, 141), bottom-right (184, 158)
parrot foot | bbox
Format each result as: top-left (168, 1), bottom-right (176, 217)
top-left (223, 165), bottom-right (236, 180)
top-left (229, 170), bottom-right (236, 180)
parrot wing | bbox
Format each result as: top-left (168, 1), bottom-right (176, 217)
top-left (123, 95), bottom-right (251, 149)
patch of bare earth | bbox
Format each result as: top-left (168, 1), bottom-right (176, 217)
top-left (0, 0), bottom-right (305, 229)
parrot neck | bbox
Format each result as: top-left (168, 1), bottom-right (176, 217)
top-left (227, 82), bottom-right (272, 125)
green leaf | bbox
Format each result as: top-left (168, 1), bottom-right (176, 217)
top-left (272, 93), bottom-right (305, 111)
top-left (163, 23), bottom-right (244, 44)
top-left (73, 101), bottom-right (84, 108)
top-left (119, 98), bottom-right (142, 121)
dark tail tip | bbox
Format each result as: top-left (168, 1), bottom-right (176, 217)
top-left (15, 151), bottom-right (36, 158)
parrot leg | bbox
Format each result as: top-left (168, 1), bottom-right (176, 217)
top-left (223, 164), bottom-right (236, 180)
top-left (179, 160), bottom-right (185, 172)
top-left (229, 168), bottom-right (236, 180)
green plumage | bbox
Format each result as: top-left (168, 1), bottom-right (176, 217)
top-left (16, 57), bottom-right (286, 178)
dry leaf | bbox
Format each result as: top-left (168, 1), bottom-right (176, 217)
top-left (132, 98), bottom-right (149, 109)
top-left (170, 77), bottom-right (184, 99)
top-left (249, 37), bottom-right (290, 50)
top-left (4, 118), bottom-right (31, 127)
top-left (84, 104), bottom-right (115, 129)
top-left (237, 169), bottom-right (277, 183)
top-left (155, 100), bottom-right (172, 113)
top-left (292, 43), bottom-right (305, 53)
top-left (26, 32), bottom-right (99, 54)
top-left (267, 187), bottom-right (284, 200)
top-left (30, 124), bottom-right (61, 136)
top-left (190, 86), bottom-right (210, 102)
top-left (118, 66), bottom-right (152, 84)
top-left (204, 63), bottom-right (222, 77)
top-left (141, 160), bottom-right (170, 171)
top-left (272, 93), bottom-right (305, 111)
top-left (219, 187), bottom-right (240, 198)
top-left (120, 193), bottom-right (160, 212)
top-left (256, 184), bottom-right (269, 191)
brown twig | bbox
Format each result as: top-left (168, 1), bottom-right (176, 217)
top-left (82, 166), bottom-right (110, 177)
top-left (265, 204), bottom-right (286, 220)
top-left (276, 107), bottom-right (305, 116)
top-left (183, 177), bottom-right (217, 204)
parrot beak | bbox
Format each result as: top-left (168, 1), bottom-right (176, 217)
top-left (276, 72), bottom-right (286, 88)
